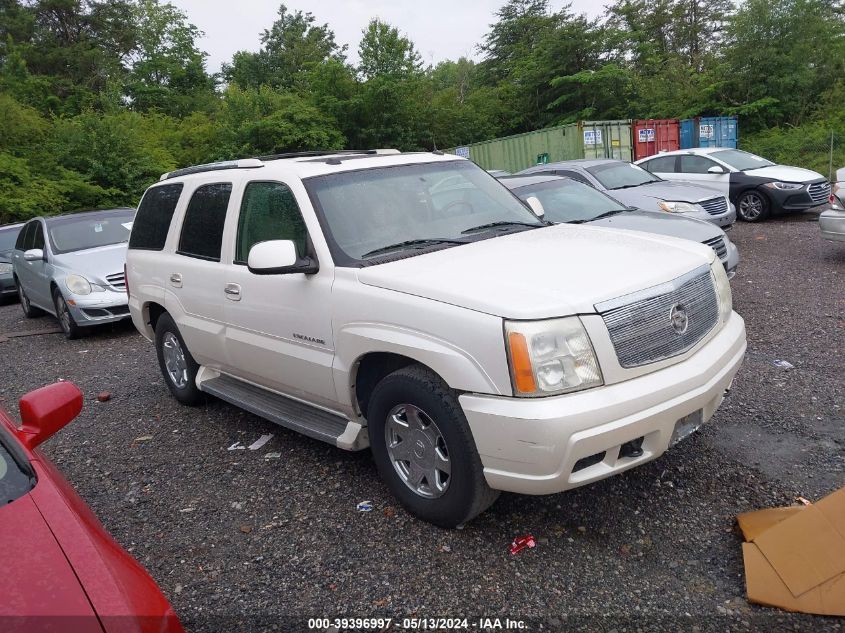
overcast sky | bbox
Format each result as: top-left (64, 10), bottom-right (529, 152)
top-left (168, 0), bottom-right (606, 73)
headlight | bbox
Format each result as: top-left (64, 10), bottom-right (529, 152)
top-left (65, 274), bottom-right (92, 296)
top-left (711, 259), bottom-right (732, 323)
top-left (0, 263), bottom-right (12, 274)
top-left (658, 201), bottom-right (700, 214)
top-left (505, 317), bottom-right (603, 397)
top-left (764, 181), bottom-right (804, 191)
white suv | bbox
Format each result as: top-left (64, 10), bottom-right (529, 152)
top-left (126, 150), bottom-right (746, 527)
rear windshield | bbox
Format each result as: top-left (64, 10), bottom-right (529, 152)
top-left (0, 227), bottom-right (21, 253)
top-left (48, 210), bottom-right (135, 255)
top-left (587, 162), bottom-right (661, 190)
top-left (0, 431), bottom-right (33, 505)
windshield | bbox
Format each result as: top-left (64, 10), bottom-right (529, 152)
top-left (0, 431), bottom-right (33, 505)
top-left (48, 210), bottom-right (135, 255)
top-left (0, 227), bottom-right (21, 253)
top-left (305, 160), bottom-right (543, 263)
top-left (511, 179), bottom-right (627, 223)
top-left (710, 149), bottom-right (774, 171)
top-left (586, 162), bottom-right (661, 190)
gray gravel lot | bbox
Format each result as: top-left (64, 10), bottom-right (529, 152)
top-left (1, 213), bottom-right (843, 632)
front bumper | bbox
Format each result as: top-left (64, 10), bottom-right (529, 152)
top-left (820, 208), bottom-right (845, 242)
top-left (765, 185), bottom-right (831, 213)
top-left (681, 206), bottom-right (736, 228)
top-left (66, 290), bottom-right (130, 326)
top-left (460, 312), bottom-right (746, 495)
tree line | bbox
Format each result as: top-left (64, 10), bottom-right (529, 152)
top-left (1, 0), bottom-right (843, 223)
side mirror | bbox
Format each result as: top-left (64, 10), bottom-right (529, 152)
top-left (707, 165), bottom-right (726, 174)
top-left (247, 240), bottom-right (318, 275)
top-left (24, 249), bottom-right (44, 262)
top-left (524, 196), bottom-right (545, 218)
top-left (17, 382), bottom-right (83, 449)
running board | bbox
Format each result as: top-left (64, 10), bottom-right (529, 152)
top-left (199, 374), bottom-right (367, 450)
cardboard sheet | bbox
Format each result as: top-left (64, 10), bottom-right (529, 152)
top-left (738, 486), bottom-right (845, 616)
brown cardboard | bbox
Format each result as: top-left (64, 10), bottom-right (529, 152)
top-left (738, 486), bottom-right (845, 616)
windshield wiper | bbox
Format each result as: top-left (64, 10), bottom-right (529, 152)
top-left (566, 209), bottom-right (627, 224)
top-left (460, 220), bottom-right (544, 234)
top-left (361, 238), bottom-right (467, 258)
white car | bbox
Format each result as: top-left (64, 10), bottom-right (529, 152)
top-left (126, 150), bottom-right (746, 527)
top-left (635, 148), bottom-right (831, 222)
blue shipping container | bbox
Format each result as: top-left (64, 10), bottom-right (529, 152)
top-left (680, 116), bottom-right (738, 149)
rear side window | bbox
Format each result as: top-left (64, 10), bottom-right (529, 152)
top-left (129, 184), bottom-right (184, 251)
top-left (236, 182), bottom-right (308, 264)
top-left (178, 183), bottom-right (232, 261)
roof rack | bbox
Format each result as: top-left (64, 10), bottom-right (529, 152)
top-left (160, 159), bottom-right (263, 181)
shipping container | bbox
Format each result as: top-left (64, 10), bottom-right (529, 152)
top-left (680, 116), bottom-right (738, 149)
top-left (450, 120), bottom-right (633, 173)
top-left (632, 119), bottom-right (680, 160)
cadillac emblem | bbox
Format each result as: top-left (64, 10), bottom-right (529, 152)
top-left (669, 303), bottom-right (689, 334)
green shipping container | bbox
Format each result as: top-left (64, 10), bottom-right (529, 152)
top-left (451, 120), bottom-right (633, 173)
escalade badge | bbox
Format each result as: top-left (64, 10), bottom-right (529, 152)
top-left (669, 304), bottom-right (689, 334)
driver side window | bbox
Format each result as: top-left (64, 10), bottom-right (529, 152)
top-left (680, 155), bottom-right (718, 174)
top-left (236, 182), bottom-right (308, 264)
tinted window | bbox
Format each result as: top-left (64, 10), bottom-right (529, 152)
top-left (15, 222), bottom-right (34, 250)
top-left (0, 226), bottom-right (21, 252)
top-left (643, 156), bottom-right (676, 173)
top-left (236, 182), bottom-right (308, 263)
top-left (554, 170), bottom-right (592, 185)
top-left (178, 183), bottom-right (232, 261)
top-left (129, 184), bottom-right (184, 251)
top-left (48, 210), bottom-right (134, 254)
top-left (31, 222), bottom-right (45, 250)
top-left (680, 155), bottom-right (718, 174)
top-left (0, 433), bottom-right (33, 505)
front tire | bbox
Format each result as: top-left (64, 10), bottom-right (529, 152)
top-left (52, 287), bottom-right (82, 339)
top-left (18, 282), bottom-right (44, 318)
top-left (737, 190), bottom-right (770, 222)
top-left (368, 365), bottom-right (499, 528)
top-left (155, 313), bottom-right (204, 405)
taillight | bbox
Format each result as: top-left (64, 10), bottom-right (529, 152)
top-left (124, 263), bottom-right (130, 299)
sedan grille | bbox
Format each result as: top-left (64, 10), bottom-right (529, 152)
top-left (699, 197), bottom-right (728, 216)
top-left (106, 272), bottom-right (126, 290)
top-left (809, 181), bottom-right (831, 204)
top-left (702, 236), bottom-right (727, 261)
top-left (596, 265), bottom-right (719, 368)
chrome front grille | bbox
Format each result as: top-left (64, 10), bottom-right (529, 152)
top-left (702, 236), bottom-right (727, 260)
top-left (106, 272), bottom-right (126, 290)
top-left (699, 197), bottom-right (728, 216)
top-left (808, 181), bottom-right (831, 204)
top-left (596, 265), bottom-right (719, 368)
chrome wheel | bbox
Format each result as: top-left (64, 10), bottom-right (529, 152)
top-left (385, 404), bottom-right (451, 499)
top-left (162, 332), bottom-right (189, 389)
top-left (55, 295), bottom-right (71, 333)
top-left (739, 193), bottom-right (764, 220)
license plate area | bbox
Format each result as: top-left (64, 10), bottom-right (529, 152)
top-left (671, 409), bottom-right (704, 446)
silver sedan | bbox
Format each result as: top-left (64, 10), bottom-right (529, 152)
top-left (11, 209), bottom-right (134, 338)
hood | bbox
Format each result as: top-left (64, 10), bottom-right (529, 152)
top-left (357, 224), bottom-right (715, 319)
top-left (617, 180), bottom-right (725, 202)
top-left (52, 243), bottom-right (127, 285)
top-left (0, 494), bottom-right (101, 628)
top-left (587, 209), bottom-right (723, 242)
top-left (744, 165), bottom-right (825, 183)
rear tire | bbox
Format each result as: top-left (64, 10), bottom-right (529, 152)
top-left (155, 313), bottom-right (204, 405)
top-left (18, 282), bottom-right (44, 318)
top-left (367, 364), bottom-right (499, 528)
top-left (52, 287), bottom-right (82, 339)
top-left (737, 190), bottom-right (770, 222)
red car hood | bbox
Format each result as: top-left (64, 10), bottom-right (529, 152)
top-left (0, 494), bottom-right (102, 632)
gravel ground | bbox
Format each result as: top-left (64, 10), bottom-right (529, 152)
top-left (1, 213), bottom-right (843, 632)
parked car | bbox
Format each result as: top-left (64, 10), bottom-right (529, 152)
top-left (11, 209), bottom-right (134, 338)
top-left (518, 159), bottom-right (736, 228)
top-left (820, 166), bottom-right (845, 242)
top-left (635, 148), bottom-right (832, 222)
top-left (126, 150), bottom-right (745, 528)
top-left (499, 174), bottom-right (739, 278)
top-left (0, 381), bottom-right (184, 633)
top-left (0, 222), bottom-right (23, 303)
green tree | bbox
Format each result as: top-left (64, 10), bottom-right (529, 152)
top-left (358, 19), bottom-right (421, 80)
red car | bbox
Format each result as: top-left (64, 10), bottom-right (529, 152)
top-left (0, 382), bottom-right (184, 633)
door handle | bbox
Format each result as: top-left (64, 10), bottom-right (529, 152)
top-left (224, 283), bottom-right (241, 301)
top-left (169, 273), bottom-right (182, 288)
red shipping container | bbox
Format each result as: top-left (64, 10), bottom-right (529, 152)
top-left (633, 119), bottom-right (680, 160)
